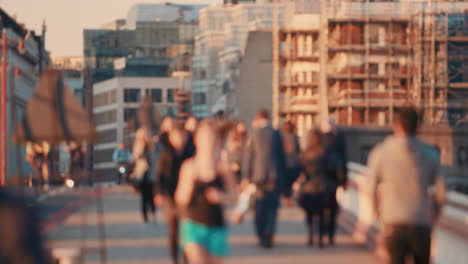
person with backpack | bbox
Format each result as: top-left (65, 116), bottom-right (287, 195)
top-left (242, 109), bottom-right (286, 249)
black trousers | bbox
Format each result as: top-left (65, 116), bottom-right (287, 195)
top-left (162, 198), bottom-right (180, 264)
top-left (254, 190), bottom-right (280, 244)
top-left (139, 180), bottom-right (155, 222)
top-left (326, 188), bottom-right (339, 241)
top-left (385, 225), bottom-right (431, 264)
top-left (306, 210), bottom-right (325, 242)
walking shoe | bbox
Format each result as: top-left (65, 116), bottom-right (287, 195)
top-left (265, 233), bottom-right (274, 249)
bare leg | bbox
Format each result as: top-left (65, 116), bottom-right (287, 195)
top-left (210, 255), bottom-right (223, 264)
top-left (184, 243), bottom-right (210, 264)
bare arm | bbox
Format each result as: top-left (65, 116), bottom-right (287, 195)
top-left (367, 145), bottom-right (381, 220)
top-left (175, 159), bottom-right (195, 207)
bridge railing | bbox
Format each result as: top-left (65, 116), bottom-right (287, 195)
top-left (339, 162), bottom-right (468, 264)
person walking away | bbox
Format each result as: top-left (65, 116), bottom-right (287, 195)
top-left (242, 109), bottom-right (286, 249)
top-left (320, 117), bottom-right (348, 245)
top-left (176, 121), bottom-right (236, 264)
top-left (368, 107), bottom-right (446, 264)
top-left (132, 127), bottom-right (157, 224)
top-left (113, 142), bottom-right (133, 184)
top-left (155, 123), bottom-right (195, 264)
top-left (26, 141), bottom-right (51, 192)
top-left (297, 130), bottom-right (328, 248)
top-left (281, 121), bottom-right (302, 198)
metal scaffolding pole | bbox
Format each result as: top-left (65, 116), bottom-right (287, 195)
top-left (272, 0), bottom-right (280, 128)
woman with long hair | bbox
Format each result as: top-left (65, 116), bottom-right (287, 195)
top-left (224, 121), bottom-right (248, 182)
top-left (176, 120), bottom-right (236, 264)
top-left (297, 129), bottom-right (328, 248)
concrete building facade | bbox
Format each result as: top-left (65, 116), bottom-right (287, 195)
top-left (276, 0), bottom-right (468, 138)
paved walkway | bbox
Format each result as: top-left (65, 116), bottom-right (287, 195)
top-left (45, 186), bottom-right (383, 264)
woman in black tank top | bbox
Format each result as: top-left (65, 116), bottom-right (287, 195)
top-left (176, 120), bottom-right (236, 264)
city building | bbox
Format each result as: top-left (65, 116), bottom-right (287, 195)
top-left (275, 0), bottom-right (468, 137)
top-left (84, 3), bottom-right (203, 84)
top-left (126, 3), bottom-right (206, 29)
top-left (92, 75), bottom-right (191, 181)
top-left (192, 0), bottom-right (285, 118)
top-left (0, 8), bottom-right (49, 181)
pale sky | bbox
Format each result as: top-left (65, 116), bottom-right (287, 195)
top-left (1, 0), bottom-right (221, 57)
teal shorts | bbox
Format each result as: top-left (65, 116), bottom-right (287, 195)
top-left (180, 219), bottom-right (229, 257)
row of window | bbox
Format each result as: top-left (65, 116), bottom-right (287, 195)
top-left (98, 129), bottom-right (117, 144)
top-left (94, 90), bottom-right (117, 108)
top-left (124, 88), bottom-right (175, 103)
top-left (292, 71), bottom-right (319, 84)
top-left (123, 106), bottom-right (177, 122)
top-left (94, 110), bottom-right (117, 125)
top-left (193, 92), bottom-right (207, 105)
top-left (94, 148), bottom-right (115, 164)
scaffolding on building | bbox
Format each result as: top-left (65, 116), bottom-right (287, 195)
top-left (275, 0), bottom-right (468, 131)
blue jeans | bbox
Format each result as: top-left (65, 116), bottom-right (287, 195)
top-left (254, 190), bottom-right (280, 243)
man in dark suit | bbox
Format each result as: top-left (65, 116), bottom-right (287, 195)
top-left (242, 109), bottom-right (286, 249)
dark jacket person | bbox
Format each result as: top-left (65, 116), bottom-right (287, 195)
top-left (242, 109), bottom-right (286, 249)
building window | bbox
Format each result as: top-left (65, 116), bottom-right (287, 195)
top-left (369, 80), bottom-right (380, 90)
top-left (94, 110), bottom-right (117, 125)
top-left (167, 89), bottom-right (175, 103)
top-left (124, 88), bottom-right (140, 103)
top-left (151, 88), bottom-right (163, 103)
top-left (369, 63), bottom-right (379, 75)
top-left (124, 108), bottom-right (138, 122)
top-left (311, 71), bottom-right (318, 83)
top-left (109, 90), bottom-right (116, 104)
top-left (98, 129), bottom-right (117, 144)
top-left (94, 148), bottom-right (115, 164)
top-left (369, 24), bottom-right (380, 44)
top-left (193, 93), bottom-right (206, 105)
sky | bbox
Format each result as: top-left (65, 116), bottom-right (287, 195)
top-left (1, 0), bottom-right (221, 57)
